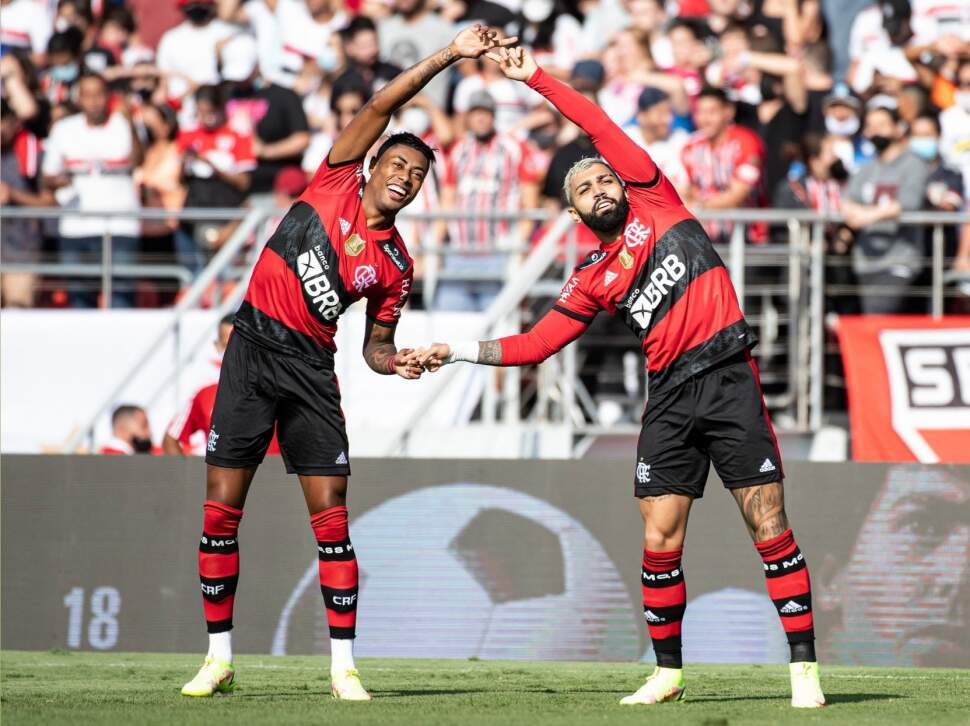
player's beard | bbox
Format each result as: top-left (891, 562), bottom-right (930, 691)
top-left (578, 194), bottom-right (629, 234)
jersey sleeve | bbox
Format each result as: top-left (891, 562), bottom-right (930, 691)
top-left (498, 307), bottom-right (590, 365)
top-left (527, 67), bottom-right (679, 206)
top-left (552, 269), bottom-right (602, 324)
top-left (306, 155), bottom-right (365, 196)
top-left (366, 268), bottom-right (413, 326)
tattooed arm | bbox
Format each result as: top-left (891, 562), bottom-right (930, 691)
top-left (362, 319), bottom-right (423, 379)
top-left (328, 26), bottom-right (516, 165)
top-left (416, 308), bottom-right (590, 370)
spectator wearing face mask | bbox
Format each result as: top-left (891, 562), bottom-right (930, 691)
top-left (847, 0), bottom-right (919, 94)
top-left (221, 34), bottom-right (310, 196)
top-left (508, 0), bottom-right (583, 80)
top-left (821, 83), bottom-right (868, 170)
top-left (156, 0), bottom-right (235, 114)
top-left (99, 404), bottom-right (156, 455)
top-left (910, 112), bottom-right (966, 279)
top-left (40, 27), bottom-right (84, 106)
top-left (776, 132), bottom-right (859, 312)
top-left (301, 81), bottom-right (369, 175)
top-left (840, 105), bottom-right (931, 313)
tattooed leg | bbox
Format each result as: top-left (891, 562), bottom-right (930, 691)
top-left (731, 481), bottom-right (789, 543)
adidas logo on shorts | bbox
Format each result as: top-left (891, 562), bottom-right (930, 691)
top-left (335, 452), bottom-right (348, 465)
top-left (759, 458), bottom-right (776, 473)
top-left (780, 600), bottom-right (807, 614)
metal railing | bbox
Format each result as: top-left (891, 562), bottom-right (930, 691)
top-left (3, 205), bottom-right (967, 452)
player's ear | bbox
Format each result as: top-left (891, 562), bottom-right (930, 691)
top-left (368, 156), bottom-right (377, 173)
top-left (566, 206), bottom-right (582, 224)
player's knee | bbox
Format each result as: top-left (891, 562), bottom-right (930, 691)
top-left (643, 527), bottom-right (685, 552)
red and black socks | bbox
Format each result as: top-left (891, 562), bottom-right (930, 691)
top-left (756, 528), bottom-right (816, 662)
top-left (198, 501), bottom-right (242, 639)
top-left (311, 505), bottom-right (359, 642)
top-left (642, 548), bottom-right (687, 669)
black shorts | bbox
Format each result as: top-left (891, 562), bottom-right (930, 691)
top-left (205, 332), bottom-right (350, 477)
top-left (634, 351), bottom-right (783, 498)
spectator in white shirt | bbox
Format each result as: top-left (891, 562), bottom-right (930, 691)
top-left (156, 0), bottom-right (235, 114)
top-left (42, 72), bottom-right (142, 308)
top-left (0, 0), bottom-right (53, 64)
top-left (624, 87), bottom-right (690, 198)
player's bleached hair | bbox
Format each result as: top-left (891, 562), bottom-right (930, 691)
top-left (562, 157), bottom-right (621, 207)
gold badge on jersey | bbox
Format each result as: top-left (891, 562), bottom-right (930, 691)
top-left (619, 247), bottom-right (634, 269)
top-left (344, 233), bottom-right (365, 257)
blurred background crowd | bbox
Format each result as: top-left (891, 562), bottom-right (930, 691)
top-left (1, 0), bottom-right (969, 314)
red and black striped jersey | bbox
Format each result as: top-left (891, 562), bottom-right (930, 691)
top-left (503, 69), bottom-right (756, 395)
top-left (234, 157), bottom-right (414, 365)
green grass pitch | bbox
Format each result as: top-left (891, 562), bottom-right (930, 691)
top-left (2, 651), bottom-right (968, 725)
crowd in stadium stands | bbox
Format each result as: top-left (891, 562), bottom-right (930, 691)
top-left (1, 0), bottom-right (969, 314)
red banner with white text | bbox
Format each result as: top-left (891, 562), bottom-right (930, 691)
top-left (837, 316), bottom-right (970, 462)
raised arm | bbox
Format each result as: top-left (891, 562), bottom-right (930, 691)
top-left (417, 308), bottom-right (590, 370)
top-left (487, 47), bottom-right (659, 185)
top-left (328, 26), bottom-right (516, 165)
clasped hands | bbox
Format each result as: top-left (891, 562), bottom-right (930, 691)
top-left (391, 344), bottom-right (452, 380)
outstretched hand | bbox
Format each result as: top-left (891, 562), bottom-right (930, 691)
top-left (393, 348), bottom-right (424, 380)
top-left (484, 46), bottom-right (538, 82)
top-left (416, 343), bottom-right (452, 372)
top-left (450, 24), bottom-right (518, 60)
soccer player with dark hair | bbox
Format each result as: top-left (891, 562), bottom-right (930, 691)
top-left (180, 25), bottom-right (516, 701)
top-left (418, 47), bottom-right (825, 709)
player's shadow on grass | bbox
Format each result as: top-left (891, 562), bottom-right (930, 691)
top-left (687, 693), bottom-right (898, 704)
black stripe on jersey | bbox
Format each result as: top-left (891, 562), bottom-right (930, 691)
top-left (552, 304), bottom-right (596, 324)
top-left (648, 318), bottom-right (757, 393)
top-left (305, 208), bottom-right (355, 310)
top-left (266, 200), bottom-right (316, 260)
top-left (615, 218), bottom-right (726, 338)
top-left (266, 201), bottom-right (355, 317)
top-left (234, 301), bottom-right (336, 369)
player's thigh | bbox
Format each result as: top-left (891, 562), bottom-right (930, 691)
top-left (205, 334), bottom-right (278, 470)
top-left (637, 494), bottom-right (694, 551)
top-left (274, 357), bottom-right (351, 478)
top-left (635, 385), bottom-right (710, 500)
top-left (698, 352), bottom-right (784, 489)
